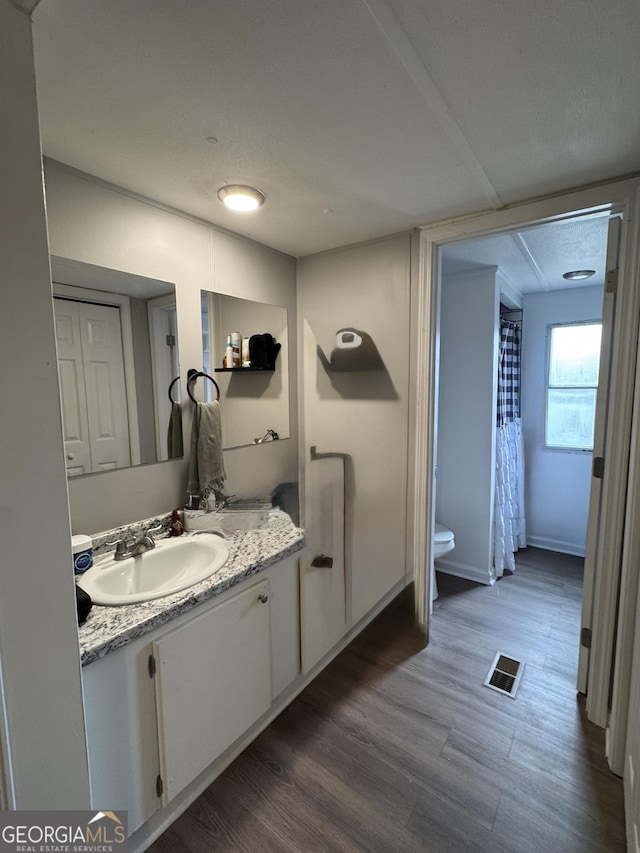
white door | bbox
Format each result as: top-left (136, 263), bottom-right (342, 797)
top-left (577, 215), bottom-right (621, 695)
top-left (54, 298), bottom-right (93, 476)
top-left (78, 301), bottom-right (131, 471)
top-left (54, 298), bottom-right (131, 474)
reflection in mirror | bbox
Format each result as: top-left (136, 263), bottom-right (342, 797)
top-left (51, 257), bottom-right (182, 477)
top-left (200, 291), bottom-right (290, 449)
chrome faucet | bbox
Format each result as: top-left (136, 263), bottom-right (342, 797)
top-left (253, 428), bottom-right (279, 444)
top-left (108, 526), bottom-right (162, 561)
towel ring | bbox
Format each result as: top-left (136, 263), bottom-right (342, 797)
top-left (187, 368), bottom-right (221, 403)
top-left (167, 376), bottom-right (181, 405)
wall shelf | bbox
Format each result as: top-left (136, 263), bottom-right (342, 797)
top-left (214, 367), bottom-right (275, 373)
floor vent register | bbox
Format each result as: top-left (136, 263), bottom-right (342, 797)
top-left (483, 652), bottom-right (524, 698)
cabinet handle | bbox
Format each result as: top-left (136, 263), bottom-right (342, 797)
top-left (310, 555), bottom-right (334, 568)
top-left (258, 593), bottom-right (269, 603)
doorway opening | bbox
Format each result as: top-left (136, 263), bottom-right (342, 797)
top-left (432, 213), bottom-right (609, 604)
top-left (410, 180), bottom-right (640, 770)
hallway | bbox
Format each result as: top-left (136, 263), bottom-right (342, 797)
top-left (149, 549), bottom-right (625, 852)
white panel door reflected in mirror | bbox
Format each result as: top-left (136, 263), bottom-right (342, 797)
top-left (52, 256), bottom-right (181, 477)
top-left (200, 290), bottom-right (290, 449)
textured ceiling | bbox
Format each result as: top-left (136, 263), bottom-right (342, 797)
top-left (442, 214), bottom-right (609, 304)
top-left (32, 0), bottom-right (640, 258)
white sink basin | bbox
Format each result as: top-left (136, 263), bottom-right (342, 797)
top-left (77, 534), bottom-right (230, 605)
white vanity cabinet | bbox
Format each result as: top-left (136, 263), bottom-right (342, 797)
top-left (81, 554), bottom-right (300, 835)
top-left (153, 578), bottom-right (271, 805)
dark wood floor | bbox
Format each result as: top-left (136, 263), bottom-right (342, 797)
top-left (148, 548), bottom-right (626, 852)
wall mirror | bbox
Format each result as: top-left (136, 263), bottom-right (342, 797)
top-left (51, 256), bottom-right (181, 477)
top-left (200, 290), bottom-right (290, 449)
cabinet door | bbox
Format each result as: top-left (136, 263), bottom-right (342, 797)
top-left (300, 454), bottom-right (346, 674)
top-left (153, 580), bottom-right (271, 804)
top-left (266, 555), bottom-right (301, 698)
top-left (82, 640), bottom-right (161, 833)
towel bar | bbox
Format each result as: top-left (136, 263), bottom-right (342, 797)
top-left (187, 368), bottom-right (221, 403)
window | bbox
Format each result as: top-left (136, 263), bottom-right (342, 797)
top-left (545, 322), bottom-right (602, 451)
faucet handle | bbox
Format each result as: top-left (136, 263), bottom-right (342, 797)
top-left (144, 524), bottom-right (164, 542)
top-left (117, 541), bottom-right (129, 557)
top-left (104, 539), bottom-right (129, 557)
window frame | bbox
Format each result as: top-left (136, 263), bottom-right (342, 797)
top-left (544, 319), bottom-right (602, 453)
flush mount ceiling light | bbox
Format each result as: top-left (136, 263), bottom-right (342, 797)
top-left (217, 184), bottom-right (265, 212)
top-left (562, 269), bottom-right (596, 281)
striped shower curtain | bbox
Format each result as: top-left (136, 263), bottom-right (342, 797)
top-left (494, 320), bottom-right (526, 576)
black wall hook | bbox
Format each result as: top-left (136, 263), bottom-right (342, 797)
top-left (187, 368), bottom-right (221, 403)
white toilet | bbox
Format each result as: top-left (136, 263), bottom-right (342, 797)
top-left (434, 523), bottom-right (455, 559)
top-left (432, 523), bottom-right (455, 602)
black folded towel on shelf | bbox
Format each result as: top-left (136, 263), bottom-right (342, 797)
top-left (249, 333), bottom-right (281, 369)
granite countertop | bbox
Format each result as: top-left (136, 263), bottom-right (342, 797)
top-left (78, 510), bottom-right (305, 666)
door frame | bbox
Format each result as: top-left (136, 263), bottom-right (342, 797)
top-left (608, 184), bottom-right (640, 775)
top-left (408, 177), bottom-right (640, 741)
top-left (0, 661), bottom-right (12, 808)
top-left (577, 216), bottom-right (621, 696)
top-left (148, 293), bottom-right (180, 461)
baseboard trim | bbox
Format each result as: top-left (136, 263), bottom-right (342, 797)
top-left (435, 558), bottom-right (494, 586)
top-left (526, 535), bottom-right (585, 557)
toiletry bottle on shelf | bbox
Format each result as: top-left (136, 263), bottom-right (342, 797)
top-left (231, 331), bottom-right (242, 368)
top-left (225, 335), bottom-right (233, 369)
top-left (168, 508), bottom-right (184, 537)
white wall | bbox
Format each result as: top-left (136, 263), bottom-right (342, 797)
top-left (44, 161), bottom-right (298, 533)
top-left (521, 285), bottom-right (603, 556)
top-left (435, 268), bottom-right (499, 584)
top-left (0, 2), bottom-right (90, 808)
top-left (297, 234), bottom-right (411, 625)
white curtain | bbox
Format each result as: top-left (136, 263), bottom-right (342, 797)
top-left (494, 321), bottom-right (526, 577)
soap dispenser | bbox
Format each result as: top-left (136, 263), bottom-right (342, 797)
top-left (168, 508), bottom-right (184, 537)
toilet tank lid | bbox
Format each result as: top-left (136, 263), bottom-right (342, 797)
top-left (434, 523), bottom-right (454, 543)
